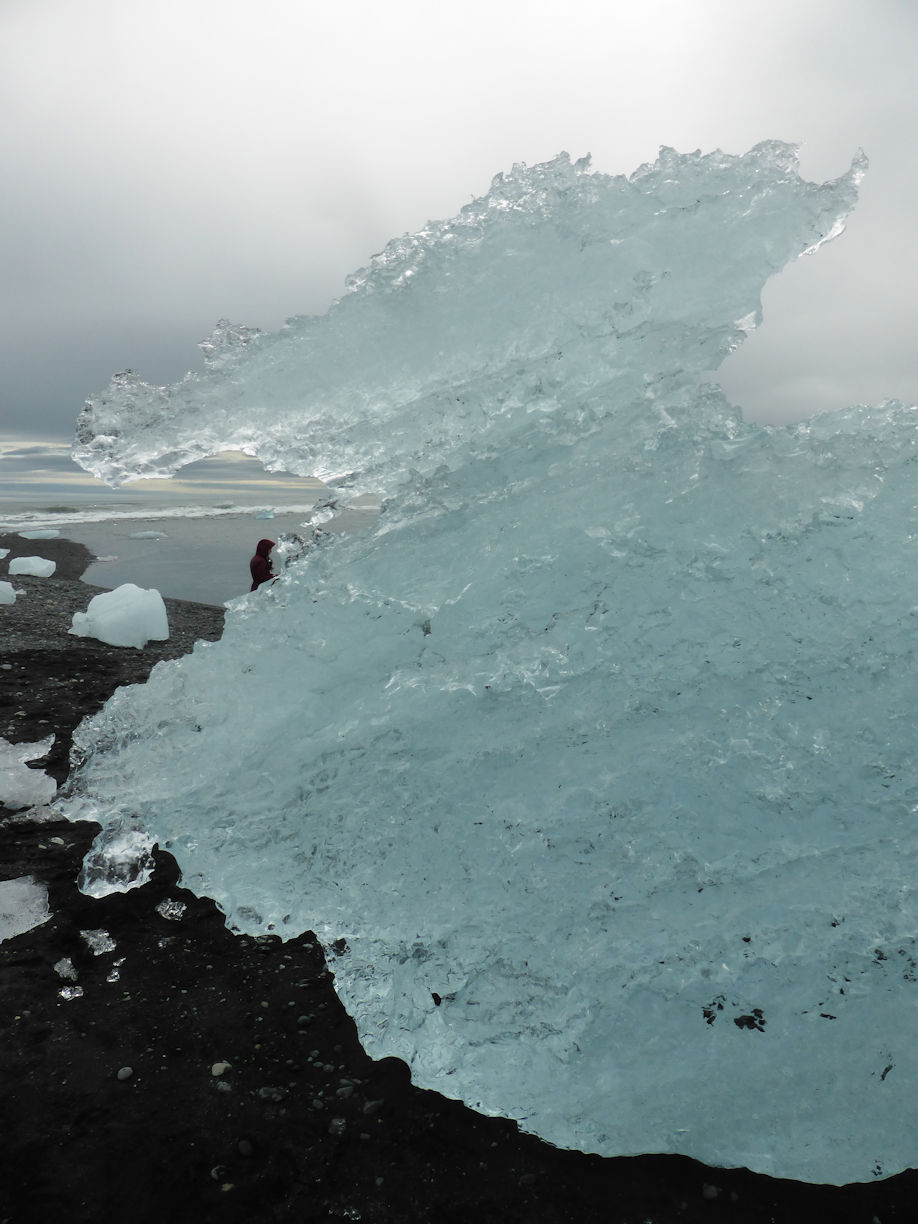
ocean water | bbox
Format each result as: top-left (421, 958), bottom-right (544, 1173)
top-left (0, 444), bottom-right (376, 604)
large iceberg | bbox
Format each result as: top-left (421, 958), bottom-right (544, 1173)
top-left (64, 145), bottom-right (918, 1184)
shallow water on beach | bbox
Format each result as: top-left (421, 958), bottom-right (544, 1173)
top-left (70, 511), bottom-right (322, 605)
top-left (0, 449), bottom-right (378, 604)
top-left (3, 507), bottom-right (376, 606)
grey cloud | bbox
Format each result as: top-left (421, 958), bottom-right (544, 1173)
top-left (2, 0), bottom-right (918, 445)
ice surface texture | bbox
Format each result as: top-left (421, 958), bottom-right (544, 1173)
top-left (65, 145), bottom-right (918, 1184)
top-left (0, 877), bottom-right (51, 942)
top-left (0, 736), bottom-right (56, 809)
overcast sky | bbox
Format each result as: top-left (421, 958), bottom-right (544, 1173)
top-left (2, 0), bottom-right (917, 447)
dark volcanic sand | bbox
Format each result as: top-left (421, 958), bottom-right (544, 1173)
top-left (1, 534), bottom-right (916, 1222)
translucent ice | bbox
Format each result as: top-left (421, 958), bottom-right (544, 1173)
top-left (65, 145), bottom-right (918, 1183)
top-left (80, 928), bottom-right (117, 955)
top-left (0, 876), bottom-right (51, 942)
top-left (0, 736), bottom-right (56, 809)
top-left (69, 583), bottom-right (169, 649)
top-left (54, 957), bottom-right (78, 981)
top-left (0, 581), bottom-right (16, 604)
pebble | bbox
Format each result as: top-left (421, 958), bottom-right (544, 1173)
top-left (328, 1117), bottom-right (346, 1137)
top-left (238, 1138), bottom-right (255, 1157)
top-left (257, 1085), bottom-right (285, 1101)
top-left (116, 1066), bottom-right (133, 1081)
top-left (702, 1183), bottom-right (721, 1201)
top-left (211, 1061), bottom-right (231, 1076)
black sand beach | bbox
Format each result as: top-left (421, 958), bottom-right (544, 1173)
top-left (1, 533), bottom-right (916, 1222)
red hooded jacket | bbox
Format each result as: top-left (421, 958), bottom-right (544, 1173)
top-left (250, 539), bottom-right (276, 591)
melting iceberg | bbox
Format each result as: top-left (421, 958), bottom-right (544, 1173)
top-left (65, 144), bottom-right (918, 1184)
top-left (69, 583), bottom-right (169, 649)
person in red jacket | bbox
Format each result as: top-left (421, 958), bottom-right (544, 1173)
top-left (249, 538), bottom-right (276, 591)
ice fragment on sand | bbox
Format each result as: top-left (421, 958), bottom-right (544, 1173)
top-left (0, 581), bottom-right (17, 604)
top-left (78, 826), bottom-right (155, 896)
top-left (0, 877), bottom-right (51, 942)
top-left (69, 583), bottom-right (169, 649)
top-left (8, 556), bottom-right (55, 577)
top-left (155, 899), bottom-right (187, 921)
top-left (80, 929), bottom-right (117, 955)
top-left (0, 736), bottom-right (56, 809)
top-left (19, 529), bottom-right (60, 540)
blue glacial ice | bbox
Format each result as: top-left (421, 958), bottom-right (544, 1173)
top-left (65, 144), bottom-right (918, 1183)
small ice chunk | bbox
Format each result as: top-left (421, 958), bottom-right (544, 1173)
top-left (129, 530), bottom-right (167, 540)
top-left (0, 581), bottom-right (17, 604)
top-left (0, 876), bottom-right (51, 942)
top-left (19, 529), bottom-right (60, 540)
top-left (8, 556), bottom-right (56, 578)
top-left (54, 957), bottom-right (78, 981)
top-left (69, 583), bottom-right (169, 649)
top-left (255, 509), bottom-right (275, 519)
top-left (155, 899), bottom-right (187, 922)
top-left (78, 826), bottom-right (155, 896)
top-left (0, 548), bottom-right (9, 558)
top-left (0, 736), bottom-right (57, 809)
top-left (80, 928), bottom-right (117, 955)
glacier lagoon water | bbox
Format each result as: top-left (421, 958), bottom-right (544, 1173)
top-left (63, 145), bottom-right (918, 1183)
